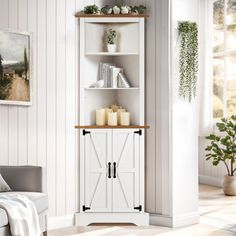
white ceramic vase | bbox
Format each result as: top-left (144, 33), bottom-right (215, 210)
top-left (223, 175), bottom-right (236, 196)
top-left (107, 44), bottom-right (117, 53)
top-left (113, 6), bottom-right (121, 14)
top-left (121, 6), bottom-right (130, 14)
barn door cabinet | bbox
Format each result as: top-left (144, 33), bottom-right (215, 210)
top-left (75, 14), bottom-right (149, 226)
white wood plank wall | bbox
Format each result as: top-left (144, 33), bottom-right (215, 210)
top-left (0, 0), bottom-right (164, 217)
top-left (199, 137), bottom-right (226, 186)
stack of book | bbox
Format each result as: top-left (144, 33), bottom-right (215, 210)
top-left (99, 63), bottom-right (130, 88)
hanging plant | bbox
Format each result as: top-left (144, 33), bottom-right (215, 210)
top-left (178, 21), bottom-right (198, 102)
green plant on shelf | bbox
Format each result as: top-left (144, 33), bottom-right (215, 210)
top-left (131, 5), bottom-right (147, 14)
top-left (83, 4), bottom-right (99, 14)
top-left (101, 5), bottom-right (113, 14)
top-left (106, 29), bottom-right (117, 45)
top-left (81, 4), bottom-right (147, 15)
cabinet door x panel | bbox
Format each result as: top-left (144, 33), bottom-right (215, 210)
top-left (84, 129), bottom-right (112, 212)
top-left (112, 129), bottom-right (140, 212)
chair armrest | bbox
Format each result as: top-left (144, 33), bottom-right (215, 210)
top-left (0, 166), bottom-right (42, 192)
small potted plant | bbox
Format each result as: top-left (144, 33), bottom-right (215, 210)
top-left (106, 29), bottom-right (117, 53)
top-left (205, 115), bottom-right (236, 196)
top-left (101, 5), bottom-right (112, 14)
top-left (83, 4), bottom-right (99, 14)
top-left (131, 5), bottom-right (147, 14)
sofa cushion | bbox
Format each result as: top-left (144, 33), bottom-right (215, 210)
top-left (0, 174), bottom-right (11, 192)
top-left (0, 192), bottom-right (48, 214)
top-left (0, 208), bottom-right (8, 227)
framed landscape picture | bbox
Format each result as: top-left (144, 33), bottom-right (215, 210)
top-left (0, 29), bottom-right (32, 105)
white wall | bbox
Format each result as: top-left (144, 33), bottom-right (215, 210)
top-left (199, 137), bottom-right (225, 187)
top-left (148, 0), bottom-right (200, 227)
top-left (171, 0), bottom-right (199, 218)
top-left (0, 0), bottom-right (80, 218)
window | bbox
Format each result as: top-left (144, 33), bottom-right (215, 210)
top-left (213, 0), bottom-right (236, 119)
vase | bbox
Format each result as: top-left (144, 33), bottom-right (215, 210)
top-left (121, 6), bottom-right (130, 14)
top-left (113, 6), bottom-right (120, 14)
top-left (107, 44), bottom-right (117, 53)
top-left (223, 175), bottom-right (236, 196)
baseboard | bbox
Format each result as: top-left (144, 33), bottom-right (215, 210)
top-left (48, 215), bottom-right (74, 230)
top-left (199, 175), bottom-right (223, 187)
top-left (150, 212), bottom-right (199, 228)
top-left (172, 212), bottom-right (200, 227)
top-left (150, 214), bottom-right (172, 227)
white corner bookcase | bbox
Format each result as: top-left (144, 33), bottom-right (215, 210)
top-left (75, 14), bottom-right (149, 226)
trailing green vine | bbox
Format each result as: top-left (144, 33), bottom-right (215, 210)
top-left (178, 21), bottom-right (198, 102)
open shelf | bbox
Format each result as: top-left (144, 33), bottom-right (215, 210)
top-left (85, 52), bottom-right (139, 56)
top-left (75, 125), bottom-right (150, 129)
top-left (83, 56), bottom-right (140, 89)
top-left (78, 17), bottom-right (145, 130)
top-left (85, 22), bottom-right (140, 54)
top-left (85, 87), bottom-right (139, 90)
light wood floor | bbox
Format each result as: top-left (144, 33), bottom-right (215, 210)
top-left (49, 185), bottom-right (236, 236)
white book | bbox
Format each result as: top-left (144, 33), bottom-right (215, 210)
top-left (110, 67), bottom-right (123, 88)
top-left (99, 63), bottom-right (104, 86)
top-left (108, 66), bottom-right (116, 88)
top-left (105, 64), bottom-right (112, 88)
top-left (100, 63), bottom-right (113, 88)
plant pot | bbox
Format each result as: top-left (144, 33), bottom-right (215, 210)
top-left (223, 175), bottom-right (236, 196)
top-left (107, 44), bottom-right (117, 53)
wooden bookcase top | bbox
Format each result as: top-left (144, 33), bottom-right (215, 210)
top-left (75, 125), bottom-right (150, 129)
top-left (75, 13), bottom-right (149, 18)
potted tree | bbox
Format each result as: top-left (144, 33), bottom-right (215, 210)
top-left (205, 115), bottom-right (236, 196)
top-left (106, 29), bottom-right (117, 53)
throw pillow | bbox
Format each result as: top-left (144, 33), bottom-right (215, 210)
top-left (0, 174), bottom-right (11, 192)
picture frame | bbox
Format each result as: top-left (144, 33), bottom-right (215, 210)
top-left (0, 28), bottom-right (32, 106)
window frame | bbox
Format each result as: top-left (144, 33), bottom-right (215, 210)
top-left (213, 0), bottom-right (236, 120)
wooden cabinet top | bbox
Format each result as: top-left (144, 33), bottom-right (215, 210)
top-left (75, 125), bottom-right (150, 129)
top-left (75, 13), bottom-right (149, 18)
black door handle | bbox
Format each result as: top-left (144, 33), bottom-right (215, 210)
top-left (108, 162), bottom-right (111, 178)
top-left (113, 162), bottom-right (117, 178)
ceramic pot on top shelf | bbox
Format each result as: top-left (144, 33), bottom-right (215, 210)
top-left (107, 44), bottom-right (117, 53)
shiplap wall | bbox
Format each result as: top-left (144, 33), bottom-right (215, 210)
top-left (199, 137), bottom-right (225, 186)
top-left (0, 0), bottom-right (80, 217)
top-left (0, 0), bottom-right (164, 218)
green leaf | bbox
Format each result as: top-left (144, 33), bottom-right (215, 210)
top-left (206, 134), bottom-right (217, 141)
top-left (205, 146), bottom-right (212, 151)
top-left (213, 160), bottom-right (220, 166)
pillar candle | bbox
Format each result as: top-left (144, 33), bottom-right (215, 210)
top-left (120, 112), bottom-right (130, 126)
top-left (105, 108), bottom-right (113, 124)
top-left (108, 112), bottom-right (117, 126)
top-left (117, 109), bottom-right (126, 125)
top-left (111, 104), bottom-right (121, 112)
top-left (96, 109), bottom-right (105, 126)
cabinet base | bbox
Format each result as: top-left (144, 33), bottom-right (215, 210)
top-left (75, 212), bottom-right (149, 226)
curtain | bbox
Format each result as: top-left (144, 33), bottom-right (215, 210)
top-left (198, 0), bottom-right (214, 136)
